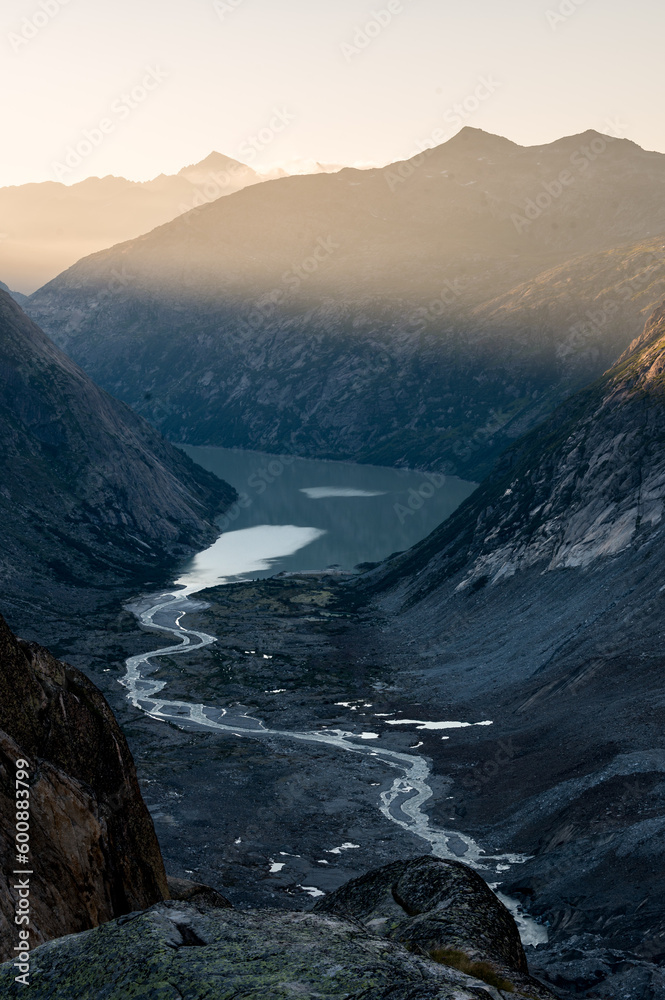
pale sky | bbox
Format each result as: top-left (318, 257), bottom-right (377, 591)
top-left (2, 0), bottom-right (664, 187)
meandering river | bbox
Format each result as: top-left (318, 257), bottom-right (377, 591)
top-left (121, 447), bottom-right (547, 946)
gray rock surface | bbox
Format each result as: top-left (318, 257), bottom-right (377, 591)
top-left (166, 875), bottom-right (233, 910)
top-left (314, 857), bottom-right (527, 972)
top-left (0, 898), bottom-right (557, 999)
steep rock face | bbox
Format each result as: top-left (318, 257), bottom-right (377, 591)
top-left (0, 280), bottom-right (27, 306)
top-left (27, 129), bottom-right (665, 476)
top-left (0, 289), bottom-right (235, 622)
top-left (368, 300), bottom-right (665, 600)
top-left (0, 614), bottom-right (168, 962)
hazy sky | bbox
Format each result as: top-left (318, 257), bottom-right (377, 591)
top-left (2, 0), bottom-right (664, 186)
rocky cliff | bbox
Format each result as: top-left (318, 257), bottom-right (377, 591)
top-left (0, 614), bottom-right (168, 962)
top-left (0, 288), bottom-right (236, 630)
top-left (26, 128), bottom-right (665, 477)
top-left (368, 299), bottom-right (665, 600)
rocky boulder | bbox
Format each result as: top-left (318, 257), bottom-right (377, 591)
top-left (0, 897), bottom-right (559, 999)
top-left (166, 875), bottom-right (232, 910)
top-left (315, 857), bottom-right (555, 997)
top-left (0, 614), bottom-right (168, 961)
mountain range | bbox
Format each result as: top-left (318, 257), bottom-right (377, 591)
top-left (27, 127), bottom-right (665, 479)
top-left (0, 152), bottom-right (260, 294)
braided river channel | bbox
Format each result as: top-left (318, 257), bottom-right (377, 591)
top-left (120, 447), bottom-right (547, 947)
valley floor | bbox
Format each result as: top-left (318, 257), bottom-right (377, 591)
top-left (11, 549), bottom-right (664, 999)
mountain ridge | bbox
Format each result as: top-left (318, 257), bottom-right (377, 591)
top-left (27, 129), bottom-right (665, 478)
top-left (0, 152), bottom-right (262, 293)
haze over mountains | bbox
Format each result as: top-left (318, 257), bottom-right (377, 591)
top-left (0, 152), bottom-right (260, 294)
top-left (1, 154), bottom-right (352, 295)
top-left (0, 279), bottom-right (27, 306)
top-left (0, 288), bottom-right (235, 630)
top-left (29, 127), bottom-right (665, 478)
top-left (372, 302), bottom-right (665, 596)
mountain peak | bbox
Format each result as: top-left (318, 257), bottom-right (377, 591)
top-left (421, 127), bottom-right (521, 163)
top-left (178, 151), bottom-right (251, 177)
top-left (535, 129), bottom-right (646, 156)
top-left (453, 125), bottom-right (507, 140)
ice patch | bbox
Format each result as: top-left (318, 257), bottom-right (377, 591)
top-left (174, 525), bottom-right (326, 594)
top-left (385, 719), bottom-right (493, 730)
top-left (326, 843), bottom-right (361, 855)
top-left (300, 487), bottom-right (387, 499)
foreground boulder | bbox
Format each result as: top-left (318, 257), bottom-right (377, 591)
top-left (0, 614), bottom-right (168, 961)
top-left (166, 874), bottom-right (232, 910)
top-left (315, 857), bottom-right (554, 998)
top-left (0, 898), bottom-right (558, 999)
